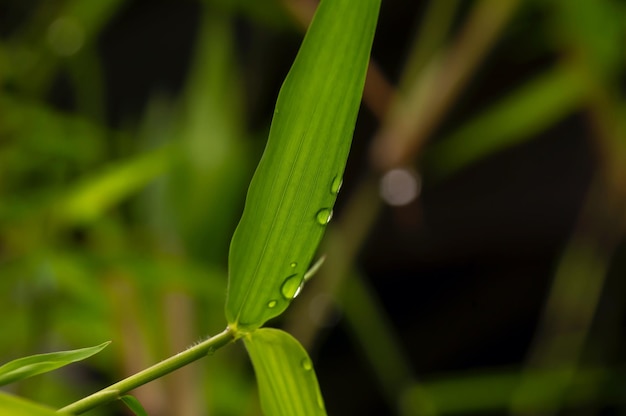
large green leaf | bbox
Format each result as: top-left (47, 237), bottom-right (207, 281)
top-left (0, 341), bottom-right (110, 387)
top-left (244, 328), bottom-right (325, 416)
top-left (225, 0), bottom-right (381, 331)
top-left (0, 391), bottom-right (68, 416)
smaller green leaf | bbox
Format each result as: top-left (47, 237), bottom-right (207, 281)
top-left (0, 341), bottom-right (110, 387)
top-left (244, 328), bottom-right (326, 416)
top-left (0, 391), bottom-right (69, 416)
top-left (52, 145), bottom-right (173, 225)
top-left (121, 395), bottom-right (148, 416)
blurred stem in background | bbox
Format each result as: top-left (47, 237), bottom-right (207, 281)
top-left (285, 0), bottom-right (626, 415)
top-left (285, 0), bottom-right (522, 414)
top-left (511, 1), bottom-right (626, 413)
top-left (511, 178), bottom-right (624, 415)
top-left (2, 0), bottom-right (626, 414)
top-left (370, 0), bottom-right (522, 172)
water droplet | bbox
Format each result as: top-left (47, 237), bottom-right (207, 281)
top-left (280, 274), bottom-right (302, 300)
top-left (267, 300), bottom-right (277, 308)
top-left (331, 175), bottom-right (343, 194)
top-left (301, 358), bottom-right (312, 371)
top-left (315, 208), bottom-right (333, 225)
top-left (290, 262), bottom-right (297, 268)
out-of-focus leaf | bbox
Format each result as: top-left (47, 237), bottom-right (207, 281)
top-left (0, 391), bottom-right (68, 416)
top-left (120, 395), bottom-right (148, 416)
top-left (225, 0), bottom-right (381, 331)
top-left (548, 0), bottom-right (624, 78)
top-left (52, 145), bottom-right (175, 224)
top-left (400, 367), bottom-right (612, 415)
top-left (203, 355), bottom-right (256, 416)
top-left (424, 66), bottom-right (586, 178)
top-left (0, 95), bottom-right (106, 195)
top-left (244, 328), bottom-right (326, 416)
top-left (7, 0), bottom-right (124, 94)
top-left (0, 341), bottom-right (110, 387)
top-left (166, 9), bottom-right (250, 264)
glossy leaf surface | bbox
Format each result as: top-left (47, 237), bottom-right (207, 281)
top-left (225, 0), bottom-right (381, 331)
top-left (244, 328), bottom-right (325, 416)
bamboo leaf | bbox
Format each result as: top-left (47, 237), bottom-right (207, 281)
top-left (424, 66), bottom-right (586, 179)
top-left (0, 341), bottom-right (110, 387)
top-left (225, 0), bottom-right (381, 331)
top-left (244, 328), bottom-right (326, 416)
top-left (0, 391), bottom-right (68, 416)
top-left (120, 395), bottom-right (148, 416)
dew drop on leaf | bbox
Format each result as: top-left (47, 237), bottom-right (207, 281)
top-left (280, 274), bottom-right (302, 299)
top-left (267, 300), bottom-right (277, 308)
top-left (315, 208), bottom-right (333, 225)
top-left (301, 357), bottom-right (313, 371)
top-left (330, 175), bottom-right (343, 194)
top-left (290, 262), bottom-right (297, 268)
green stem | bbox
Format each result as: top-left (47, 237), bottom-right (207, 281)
top-left (58, 327), bottom-right (235, 415)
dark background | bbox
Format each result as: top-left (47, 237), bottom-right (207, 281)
top-left (1, 0), bottom-right (625, 415)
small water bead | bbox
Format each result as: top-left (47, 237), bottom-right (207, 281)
top-left (330, 175), bottom-right (343, 194)
top-left (301, 358), bottom-right (313, 371)
top-left (315, 208), bottom-right (333, 225)
top-left (280, 274), bottom-right (302, 300)
top-left (290, 262), bottom-right (297, 268)
top-left (267, 300), bottom-right (277, 308)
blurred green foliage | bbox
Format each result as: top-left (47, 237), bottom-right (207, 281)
top-left (1, 1), bottom-right (257, 414)
top-left (1, 0), bottom-right (626, 415)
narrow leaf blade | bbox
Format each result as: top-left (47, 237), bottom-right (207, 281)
top-left (0, 341), bottom-right (110, 387)
top-left (225, 0), bottom-right (381, 331)
top-left (121, 395), bottom-right (148, 416)
top-left (244, 328), bottom-right (326, 416)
